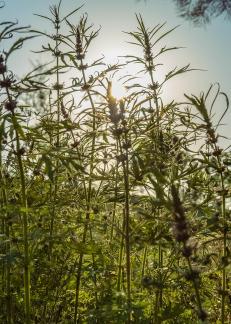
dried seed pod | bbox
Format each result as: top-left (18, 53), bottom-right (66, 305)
top-left (53, 83), bottom-right (63, 90)
top-left (0, 78), bottom-right (12, 88)
top-left (81, 83), bottom-right (91, 91)
top-left (18, 147), bottom-right (26, 155)
top-left (122, 140), bottom-right (131, 150)
top-left (33, 169), bottom-right (40, 176)
top-left (182, 245), bottom-right (193, 257)
top-left (175, 230), bottom-right (189, 243)
top-left (0, 62), bottom-right (6, 74)
top-left (4, 99), bottom-right (17, 112)
top-left (78, 64), bottom-right (88, 71)
top-left (212, 148), bottom-right (223, 156)
top-left (76, 53), bottom-right (85, 60)
top-left (116, 154), bottom-right (127, 163)
top-left (112, 127), bottom-right (123, 137)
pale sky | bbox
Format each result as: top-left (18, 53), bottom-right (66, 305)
top-left (1, 0), bottom-right (231, 140)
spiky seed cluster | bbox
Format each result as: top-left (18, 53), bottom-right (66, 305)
top-left (53, 83), bottom-right (63, 90)
top-left (171, 185), bottom-right (190, 242)
top-left (171, 185), bottom-right (194, 259)
top-left (5, 99), bottom-right (17, 112)
top-left (144, 34), bottom-right (153, 62)
top-left (0, 55), bottom-right (6, 74)
top-left (0, 77), bottom-right (12, 88)
top-left (143, 34), bottom-right (154, 71)
top-left (171, 186), bottom-right (207, 321)
top-left (61, 101), bottom-right (68, 119)
top-left (75, 28), bottom-right (84, 60)
top-left (0, 63), bottom-right (6, 74)
top-left (0, 56), bottom-right (14, 88)
top-left (17, 147), bottom-right (26, 156)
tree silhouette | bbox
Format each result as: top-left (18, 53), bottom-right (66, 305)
top-left (137, 0), bottom-right (231, 24)
top-left (174, 0), bottom-right (231, 24)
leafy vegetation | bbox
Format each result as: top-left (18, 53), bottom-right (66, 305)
top-left (0, 1), bottom-right (231, 323)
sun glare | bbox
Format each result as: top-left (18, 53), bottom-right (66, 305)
top-left (111, 82), bottom-right (127, 100)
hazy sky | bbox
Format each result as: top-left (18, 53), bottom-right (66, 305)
top-left (1, 0), bottom-right (231, 138)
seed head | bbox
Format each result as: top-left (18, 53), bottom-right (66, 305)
top-left (53, 83), bottom-right (63, 90)
top-left (61, 102), bottom-right (68, 119)
top-left (0, 78), bottom-right (12, 88)
top-left (33, 168), bottom-right (40, 176)
top-left (4, 99), bottom-right (17, 112)
top-left (182, 245), bottom-right (193, 257)
top-left (75, 28), bottom-right (83, 57)
top-left (112, 127), bottom-right (123, 137)
top-left (18, 147), bottom-right (26, 156)
top-left (0, 63), bottom-right (6, 74)
top-left (78, 64), bottom-right (88, 71)
top-left (81, 83), bottom-right (91, 91)
top-left (175, 230), bottom-right (189, 243)
top-left (116, 154), bottom-right (127, 163)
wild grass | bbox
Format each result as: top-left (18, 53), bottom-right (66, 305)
top-left (0, 1), bottom-right (230, 323)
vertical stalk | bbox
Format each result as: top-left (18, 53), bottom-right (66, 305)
top-left (148, 59), bottom-right (164, 316)
top-left (141, 245), bottom-right (148, 279)
top-left (0, 167), bottom-right (12, 323)
top-left (15, 129), bottom-right (30, 324)
top-left (218, 161), bottom-right (226, 324)
top-left (157, 211), bottom-right (163, 310)
top-left (74, 58), bottom-right (97, 324)
top-left (118, 132), bottom-right (131, 323)
top-left (209, 146), bottom-right (227, 324)
top-left (110, 141), bottom-right (119, 241)
top-left (186, 256), bottom-right (204, 316)
top-left (117, 216), bottom-right (125, 291)
top-left (49, 21), bottom-right (61, 259)
top-left (3, 71), bottom-right (30, 323)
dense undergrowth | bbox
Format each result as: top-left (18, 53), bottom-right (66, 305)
top-left (0, 1), bottom-right (231, 323)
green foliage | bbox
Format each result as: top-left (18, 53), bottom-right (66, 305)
top-left (0, 1), bottom-right (231, 324)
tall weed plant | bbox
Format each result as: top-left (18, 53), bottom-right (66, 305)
top-left (0, 1), bottom-right (230, 323)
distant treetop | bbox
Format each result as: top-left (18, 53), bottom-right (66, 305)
top-left (137, 0), bottom-right (231, 24)
top-left (174, 0), bottom-right (231, 24)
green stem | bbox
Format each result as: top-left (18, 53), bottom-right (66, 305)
top-left (0, 166), bottom-right (12, 323)
top-left (220, 170), bottom-right (226, 324)
top-left (186, 257), bottom-right (203, 315)
top-left (74, 58), bottom-right (97, 323)
top-left (119, 133), bottom-right (131, 323)
top-left (4, 71), bottom-right (30, 323)
top-left (110, 141), bottom-right (119, 241)
top-left (14, 127), bottom-right (30, 324)
top-left (49, 24), bottom-right (61, 259)
top-left (141, 245), bottom-right (147, 279)
top-left (117, 217), bottom-right (125, 291)
top-left (212, 147), bottom-right (226, 323)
